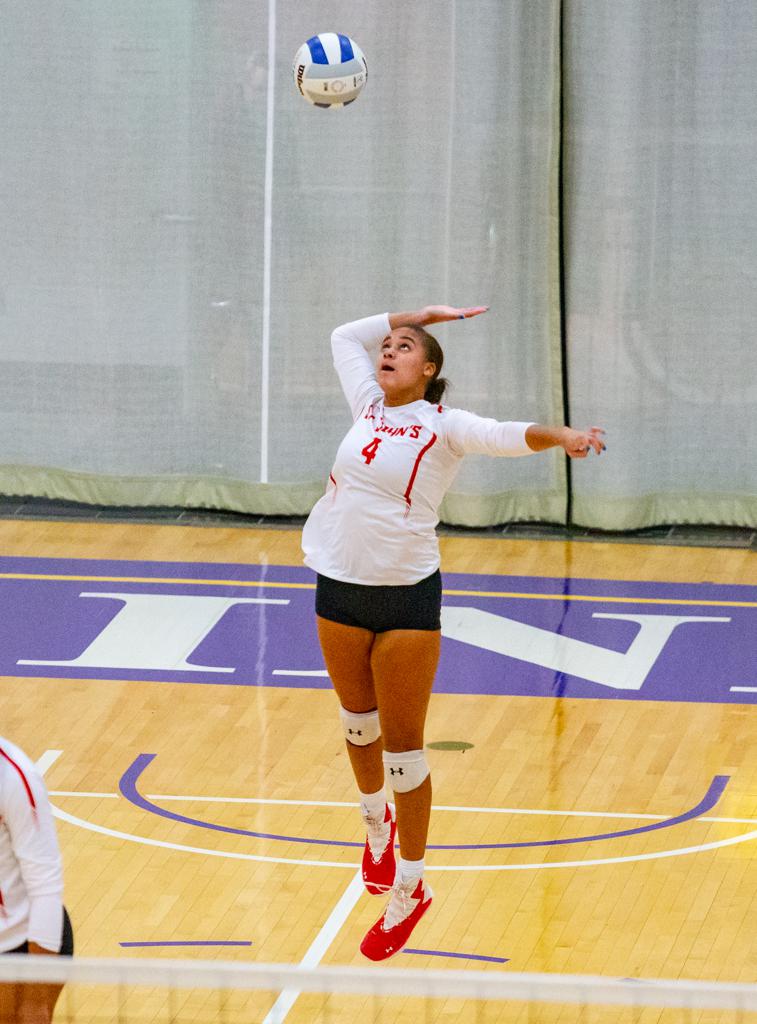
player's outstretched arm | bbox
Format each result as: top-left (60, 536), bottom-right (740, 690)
top-left (526, 425), bottom-right (606, 458)
top-left (388, 305), bottom-right (489, 329)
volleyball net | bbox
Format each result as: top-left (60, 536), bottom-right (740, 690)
top-left (0, 956), bottom-right (755, 1024)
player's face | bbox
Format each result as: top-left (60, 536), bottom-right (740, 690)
top-left (377, 329), bottom-right (436, 405)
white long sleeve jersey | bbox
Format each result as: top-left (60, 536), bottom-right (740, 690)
top-left (0, 738), bottom-right (64, 952)
top-left (302, 313), bottom-right (535, 585)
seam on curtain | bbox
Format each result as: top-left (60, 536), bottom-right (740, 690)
top-left (557, 0), bottom-right (572, 528)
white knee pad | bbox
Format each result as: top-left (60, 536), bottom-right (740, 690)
top-left (340, 707), bottom-right (381, 747)
top-left (383, 749), bottom-right (430, 793)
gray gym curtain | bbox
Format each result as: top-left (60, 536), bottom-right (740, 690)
top-left (0, 1), bottom-right (564, 524)
top-left (563, 0), bottom-right (757, 529)
top-left (2, 1), bottom-right (756, 528)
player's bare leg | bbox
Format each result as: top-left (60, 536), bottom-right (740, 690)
top-left (316, 616), bottom-right (402, 896)
top-left (370, 628), bottom-right (440, 860)
top-left (316, 616), bottom-right (383, 791)
top-left (359, 628), bottom-right (439, 960)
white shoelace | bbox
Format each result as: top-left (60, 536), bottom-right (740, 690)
top-left (364, 811), bottom-right (391, 861)
top-left (382, 878), bottom-right (421, 930)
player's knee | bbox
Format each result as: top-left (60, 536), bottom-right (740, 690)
top-left (383, 749), bottom-right (430, 793)
top-left (340, 706), bottom-right (381, 747)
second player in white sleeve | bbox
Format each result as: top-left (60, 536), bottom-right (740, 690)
top-left (0, 735), bottom-right (73, 1023)
top-left (302, 305), bottom-right (605, 961)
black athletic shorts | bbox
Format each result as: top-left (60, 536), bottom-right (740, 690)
top-left (3, 906), bottom-right (74, 957)
top-left (315, 570), bottom-right (442, 633)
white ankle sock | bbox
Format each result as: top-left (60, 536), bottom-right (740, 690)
top-left (359, 788), bottom-right (387, 821)
top-left (398, 856), bottom-right (424, 883)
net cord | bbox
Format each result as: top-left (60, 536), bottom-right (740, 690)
top-left (0, 956), bottom-right (754, 1011)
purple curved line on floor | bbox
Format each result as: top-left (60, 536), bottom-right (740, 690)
top-left (430, 775), bottom-right (730, 850)
top-left (120, 941), bottom-right (252, 948)
top-left (119, 755), bottom-right (362, 847)
top-left (119, 755), bottom-right (729, 852)
top-left (404, 949), bottom-right (509, 963)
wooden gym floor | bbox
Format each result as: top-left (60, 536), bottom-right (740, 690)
top-left (0, 519), bottom-right (755, 1022)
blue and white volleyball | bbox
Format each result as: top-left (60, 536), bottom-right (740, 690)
top-left (292, 33), bottom-right (367, 108)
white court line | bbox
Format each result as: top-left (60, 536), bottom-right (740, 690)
top-left (47, 790), bottom-right (757, 826)
top-left (429, 825), bottom-right (757, 871)
top-left (146, 797), bottom-right (755, 826)
top-left (36, 750), bottom-right (63, 776)
top-left (43, 752), bottom-right (757, 872)
top-left (49, 791), bottom-right (118, 799)
top-left (50, 803), bottom-right (351, 869)
top-left (273, 670), bottom-right (329, 677)
top-left (261, 871), bottom-right (364, 1024)
top-left (49, 794), bottom-right (757, 872)
top-left (42, 753), bottom-right (347, 869)
top-left (730, 686), bottom-right (757, 692)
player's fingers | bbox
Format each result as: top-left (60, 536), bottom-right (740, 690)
top-left (583, 427), bottom-right (606, 453)
top-left (457, 306), bottom-right (489, 319)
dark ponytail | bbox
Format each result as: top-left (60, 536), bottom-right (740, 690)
top-left (424, 375), bottom-right (449, 405)
top-left (408, 326), bottom-right (449, 405)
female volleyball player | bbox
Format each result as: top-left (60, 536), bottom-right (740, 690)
top-left (0, 736), bottom-right (72, 1023)
top-left (302, 305), bottom-right (605, 961)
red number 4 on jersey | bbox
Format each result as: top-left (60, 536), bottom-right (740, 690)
top-left (361, 438), bottom-right (382, 465)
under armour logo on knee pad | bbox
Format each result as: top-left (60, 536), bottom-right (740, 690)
top-left (341, 708), bottom-right (380, 747)
top-left (384, 751), bottom-right (429, 793)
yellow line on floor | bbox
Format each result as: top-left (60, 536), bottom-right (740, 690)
top-left (1, 572), bottom-right (756, 607)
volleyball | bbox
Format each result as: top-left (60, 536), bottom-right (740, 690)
top-left (292, 33), bottom-right (367, 108)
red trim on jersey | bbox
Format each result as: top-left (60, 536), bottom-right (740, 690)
top-left (404, 433), bottom-right (438, 509)
top-left (0, 748), bottom-right (37, 812)
top-left (437, 404), bottom-right (443, 413)
top-left (0, 889), bottom-right (5, 918)
top-left (329, 473), bottom-right (336, 487)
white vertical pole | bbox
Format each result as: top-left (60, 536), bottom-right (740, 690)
top-left (260, 0), bottom-right (277, 483)
top-left (443, 1), bottom-right (457, 302)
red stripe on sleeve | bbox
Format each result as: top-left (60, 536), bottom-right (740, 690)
top-left (0, 748), bottom-right (37, 811)
top-left (403, 433), bottom-right (438, 509)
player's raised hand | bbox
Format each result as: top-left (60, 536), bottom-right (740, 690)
top-left (561, 426), bottom-right (606, 458)
top-left (420, 305), bottom-right (489, 324)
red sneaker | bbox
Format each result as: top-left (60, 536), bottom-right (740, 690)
top-left (360, 876), bottom-right (433, 962)
top-left (362, 803), bottom-right (397, 895)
